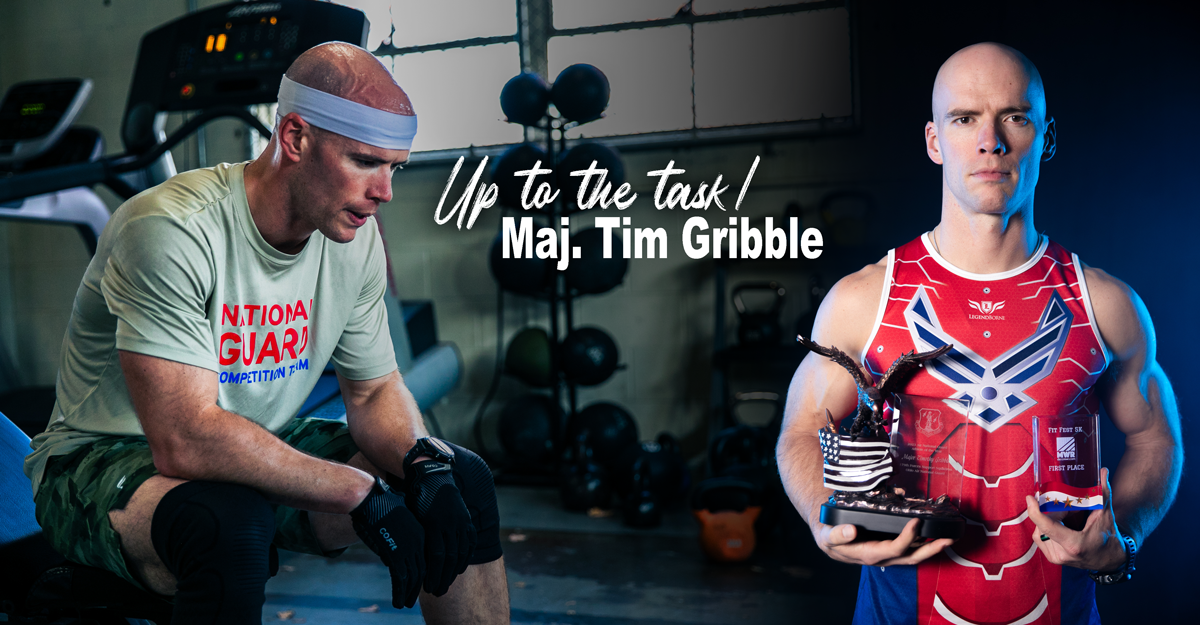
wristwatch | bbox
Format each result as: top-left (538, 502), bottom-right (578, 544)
top-left (403, 436), bottom-right (455, 470)
top-left (1089, 533), bottom-right (1137, 585)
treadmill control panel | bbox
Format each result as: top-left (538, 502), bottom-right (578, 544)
top-left (0, 79), bottom-right (92, 164)
top-left (124, 0), bottom-right (367, 151)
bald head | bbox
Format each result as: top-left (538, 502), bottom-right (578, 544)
top-left (932, 43), bottom-right (1045, 128)
top-left (286, 42), bottom-right (413, 116)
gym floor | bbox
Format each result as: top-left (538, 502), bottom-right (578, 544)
top-left (261, 485), bottom-right (860, 624)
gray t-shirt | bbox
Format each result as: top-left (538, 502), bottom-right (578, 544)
top-left (24, 162), bottom-right (397, 492)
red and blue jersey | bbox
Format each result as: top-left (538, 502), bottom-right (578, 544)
top-left (853, 234), bottom-right (1109, 625)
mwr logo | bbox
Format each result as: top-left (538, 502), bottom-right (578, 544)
top-left (1056, 436), bottom-right (1077, 461)
top-left (916, 408), bottom-right (944, 436)
top-left (968, 300), bottom-right (1005, 315)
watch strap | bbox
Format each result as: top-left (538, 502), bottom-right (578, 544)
top-left (1089, 534), bottom-right (1137, 585)
top-left (404, 437), bottom-right (455, 470)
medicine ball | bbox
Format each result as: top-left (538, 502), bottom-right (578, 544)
top-left (564, 227), bottom-right (628, 295)
top-left (565, 402), bottom-right (639, 469)
top-left (492, 143), bottom-right (551, 209)
top-left (556, 142), bottom-right (625, 209)
top-left (559, 327), bottom-right (619, 386)
top-left (551, 64), bottom-right (610, 123)
top-left (489, 233), bottom-right (551, 297)
top-left (500, 72), bottom-right (551, 126)
top-left (505, 327), bottom-right (553, 387)
top-left (498, 394), bottom-right (560, 467)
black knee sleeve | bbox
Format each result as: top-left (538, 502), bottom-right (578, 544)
top-left (150, 481), bottom-right (275, 625)
top-left (446, 443), bottom-right (503, 564)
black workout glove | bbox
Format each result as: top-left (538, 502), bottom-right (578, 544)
top-left (349, 477), bottom-right (426, 609)
top-left (406, 460), bottom-right (478, 596)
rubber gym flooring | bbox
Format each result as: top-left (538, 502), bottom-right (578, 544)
top-left (261, 485), bottom-right (860, 624)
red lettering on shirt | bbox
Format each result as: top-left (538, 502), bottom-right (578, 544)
top-left (240, 331), bottom-right (256, 366)
top-left (283, 328), bottom-right (299, 359)
top-left (256, 331), bottom-right (281, 364)
top-left (219, 332), bottom-right (240, 365)
top-left (242, 305), bottom-right (260, 327)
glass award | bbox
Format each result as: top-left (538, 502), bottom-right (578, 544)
top-left (1033, 414), bottom-right (1102, 514)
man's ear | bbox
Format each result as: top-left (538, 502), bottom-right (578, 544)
top-left (925, 121), bottom-right (943, 165)
top-left (1041, 116), bottom-right (1056, 162)
top-left (277, 112), bottom-right (308, 164)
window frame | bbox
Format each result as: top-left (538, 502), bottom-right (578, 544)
top-left (369, 0), bottom-right (859, 165)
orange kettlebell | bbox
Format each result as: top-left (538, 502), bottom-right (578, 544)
top-left (693, 506), bottom-right (762, 562)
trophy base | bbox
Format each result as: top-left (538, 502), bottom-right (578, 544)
top-left (820, 503), bottom-right (964, 540)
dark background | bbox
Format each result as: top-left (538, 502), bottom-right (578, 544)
top-left (846, 1), bottom-right (1196, 620)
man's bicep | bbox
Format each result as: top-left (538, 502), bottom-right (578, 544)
top-left (118, 350), bottom-right (219, 447)
top-left (1088, 269), bottom-right (1180, 442)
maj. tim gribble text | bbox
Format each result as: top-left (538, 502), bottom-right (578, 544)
top-left (433, 155), bottom-right (825, 269)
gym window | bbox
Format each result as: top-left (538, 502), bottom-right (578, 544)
top-left (252, 1), bottom-right (856, 160)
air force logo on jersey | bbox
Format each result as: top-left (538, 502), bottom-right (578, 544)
top-left (904, 286), bottom-right (1072, 431)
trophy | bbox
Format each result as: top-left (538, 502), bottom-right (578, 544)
top-left (1033, 414), bottom-right (1102, 525)
top-left (798, 335), bottom-right (966, 539)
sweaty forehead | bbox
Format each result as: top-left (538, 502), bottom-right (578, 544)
top-left (286, 42), bottom-right (414, 116)
top-left (932, 43), bottom-right (1045, 120)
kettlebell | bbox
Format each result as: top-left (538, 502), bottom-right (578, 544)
top-left (691, 477), bottom-right (763, 562)
top-left (622, 458), bottom-right (663, 528)
top-left (560, 434), bottom-right (611, 512)
top-left (614, 432), bottom-right (689, 501)
top-left (729, 391), bottom-right (783, 442)
top-left (709, 423), bottom-right (771, 478)
top-left (733, 282), bottom-right (786, 345)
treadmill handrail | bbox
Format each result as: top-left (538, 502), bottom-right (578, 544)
top-left (0, 108), bottom-right (272, 204)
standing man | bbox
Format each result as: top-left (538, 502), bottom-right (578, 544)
top-left (24, 43), bottom-right (509, 624)
top-left (777, 43), bottom-right (1181, 624)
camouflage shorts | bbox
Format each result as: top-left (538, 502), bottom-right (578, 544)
top-left (33, 418), bottom-right (359, 593)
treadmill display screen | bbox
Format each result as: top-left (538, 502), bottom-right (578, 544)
top-left (0, 81), bottom-right (83, 141)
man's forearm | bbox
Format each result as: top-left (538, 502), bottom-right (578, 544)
top-left (777, 429), bottom-right (835, 529)
top-left (1111, 429), bottom-right (1183, 546)
top-left (343, 370), bottom-right (428, 480)
top-left (154, 404), bottom-right (374, 514)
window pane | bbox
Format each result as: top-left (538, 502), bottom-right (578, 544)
top-left (548, 27), bottom-right (692, 138)
top-left (390, 43), bottom-right (524, 151)
top-left (691, 0), bottom-right (823, 14)
top-left (553, 0), bottom-right (684, 30)
top-left (333, 1), bottom-right (518, 51)
top-left (694, 9), bottom-right (851, 127)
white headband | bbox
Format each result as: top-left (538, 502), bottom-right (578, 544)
top-left (276, 75), bottom-right (417, 150)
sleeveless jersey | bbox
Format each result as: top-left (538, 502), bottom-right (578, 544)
top-left (853, 234), bottom-right (1109, 625)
